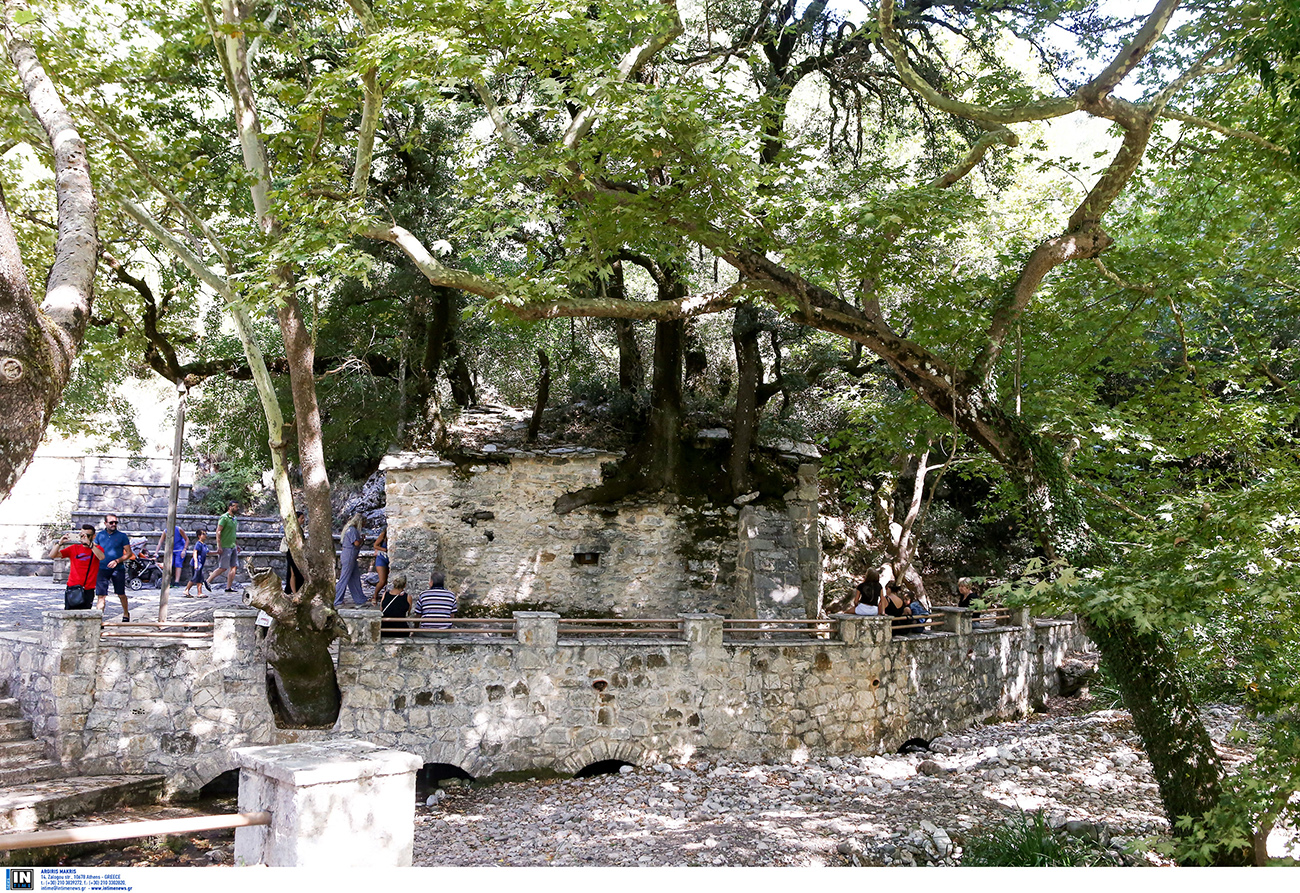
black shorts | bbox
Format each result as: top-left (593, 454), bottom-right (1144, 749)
top-left (96, 563), bottom-right (126, 597)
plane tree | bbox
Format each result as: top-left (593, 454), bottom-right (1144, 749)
top-left (0, 2), bottom-right (97, 498)
top-left (354, 0), bottom-right (1295, 859)
top-left (5, 0), bottom-right (1298, 856)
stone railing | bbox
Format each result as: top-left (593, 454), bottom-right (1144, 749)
top-left (0, 607), bottom-right (1084, 794)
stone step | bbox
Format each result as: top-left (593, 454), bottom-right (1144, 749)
top-left (0, 698), bottom-right (20, 720)
top-left (72, 511), bottom-right (294, 535)
top-left (0, 762), bottom-right (66, 789)
top-left (0, 739), bottom-right (49, 769)
top-left (0, 718), bottom-right (32, 742)
top-left (0, 774), bottom-right (166, 833)
top-left (0, 558), bottom-right (52, 576)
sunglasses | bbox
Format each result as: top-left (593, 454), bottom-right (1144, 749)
top-left (106, 521), bottom-right (118, 525)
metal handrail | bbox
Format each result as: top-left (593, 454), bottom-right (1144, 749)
top-left (722, 618), bottom-right (832, 624)
top-left (558, 618), bottom-right (685, 636)
top-left (890, 615), bottom-right (943, 633)
top-left (100, 632), bottom-right (213, 639)
top-left (102, 621), bottom-right (215, 627)
top-left (557, 618), bottom-right (683, 624)
top-left (0, 811), bottom-right (270, 851)
top-left (100, 620), bottom-right (215, 639)
top-left (384, 619), bottom-right (515, 636)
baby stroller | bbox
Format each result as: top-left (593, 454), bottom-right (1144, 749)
top-left (124, 542), bottom-right (165, 591)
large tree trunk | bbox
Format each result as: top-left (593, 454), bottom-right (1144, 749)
top-left (554, 271), bottom-right (685, 513)
top-left (610, 263), bottom-right (644, 392)
top-left (257, 575), bottom-right (343, 727)
top-left (645, 315), bottom-right (685, 487)
top-left (997, 423), bottom-right (1242, 861)
top-left (1084, 615), bottom-right (1235, 839)
top-left (220, 0), bottom-right (340, 728)
top-left (730, 304), bottom-right (762, 497)
top-left (0, 23), bottom-right (97, 502)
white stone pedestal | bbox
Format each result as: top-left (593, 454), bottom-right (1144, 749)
top-left (233, 739), bottom-right (422, 867)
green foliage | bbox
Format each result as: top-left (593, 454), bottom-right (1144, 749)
top-left (961, 811), bottom-right (1114, 867)
top-left (192, 466), bottom-right (261, 516)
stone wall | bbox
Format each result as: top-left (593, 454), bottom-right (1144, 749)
top-left (0, 455), bottom-right (83, 560)
top-left (1, 452), bottom-right (196, 562)
top-left (735, 465), bottom-right (821, 620)
top-left (381, 449), bottom-right (820, 619)
top-left (0, 608), bottom-right (1084, 793)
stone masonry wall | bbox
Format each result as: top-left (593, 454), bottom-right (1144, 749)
top-left (382, 450), bottom-right (819, 619)
top-left (0, 609), bottom-right (1084, 793)
top-left (735, 464), bottom-right (821, 620)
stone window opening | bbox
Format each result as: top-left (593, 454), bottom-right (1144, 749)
top-left (573, 551), bottom-right (600, 566)
top-left (574, 759), bottom-right (634, 778)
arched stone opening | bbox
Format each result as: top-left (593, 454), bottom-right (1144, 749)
top-left (416, 762), bottom-right (475, 799)
top-left (574, 759), bottom-right (634, 778)
top-left (197, 768), bottom-right (239, 799)
top-left (557, 740), bottom-right (646, 775)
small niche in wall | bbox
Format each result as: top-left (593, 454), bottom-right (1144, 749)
top-left (573, 551), bottom-right (601, 566)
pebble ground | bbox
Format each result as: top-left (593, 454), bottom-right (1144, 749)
top-left (412, 702), bottom-right (1260, 867)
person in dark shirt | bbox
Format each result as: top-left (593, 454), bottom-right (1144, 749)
top-left (185, 529), bottom-right (211, 598)
top-left (94, 514), bottom-right (134, 621)
top-left (380, 572), bottom-right (411, 638)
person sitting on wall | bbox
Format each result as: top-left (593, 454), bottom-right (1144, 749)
top-left (882, 581), bottom-right (929, 634)
top-left (957, 576), bottom-right (983, 621)
top-left (850, 568), bottom-right (884, 616)
top-left (381, 572), bottom-right (412, 638)
top-left (414, 571), bottom-right (458, 630)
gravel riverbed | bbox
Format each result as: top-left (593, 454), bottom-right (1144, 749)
top-left (413, 701), bottom-right (1259, 867)
top-left (29, 700), bottom-right (1274, 868)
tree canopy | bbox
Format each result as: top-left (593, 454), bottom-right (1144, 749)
top-left (2, 0), bottom-right (1298, 863)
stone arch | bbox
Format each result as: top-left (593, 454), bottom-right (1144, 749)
top-left (556, 739), bottom-right (648, 776)
top-left (174, 749), bottom-right (245, 796)
top-left (419, 741), bottom-right (507, 779)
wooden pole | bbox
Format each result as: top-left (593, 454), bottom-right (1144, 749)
top-left (0, 812), bottom-right (270, 851)
top-left (158, 382), bottom-right (187, 622)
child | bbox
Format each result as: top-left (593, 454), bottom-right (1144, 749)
top-left (184, 529), bottom-right (211, 598)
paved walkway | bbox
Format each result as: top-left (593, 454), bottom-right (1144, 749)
top-left (0, 575), bottom-right (249, 633)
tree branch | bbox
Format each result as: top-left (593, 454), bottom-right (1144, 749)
top-left (81, 106), bottom-right (231, 267)
top-left (345, 0), bottom-right (381, 198)
top-left (1074, 0), bottom-right (1182, 104)
top-left (1159, 108), bottom-right (1287, 153)
top-left (2, 9), bottom-right (97, 355)
top-left (929, 126), bottom-right (1019, 189)
top-left (508, 281), bottom-right (754, 322)
top-left (220, 0), bottom-right (274, 228)
top-left (878, 0), bottom-right (1077, 125)
top-left (362, 224), bottom-right (505, 297)
top-left (560, 0), bottom-right (685, 150)
top-left (471, 78), bottom-right (526, 152)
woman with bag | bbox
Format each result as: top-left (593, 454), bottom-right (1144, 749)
top-left (51, 524), bottom-right (103, 610)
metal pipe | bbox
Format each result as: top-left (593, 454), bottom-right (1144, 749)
top-left (0, 811), bottom-right (270, 852)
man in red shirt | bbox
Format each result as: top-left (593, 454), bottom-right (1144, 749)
top-left (51, 524), bottom-right (103, 609)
